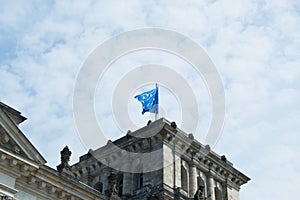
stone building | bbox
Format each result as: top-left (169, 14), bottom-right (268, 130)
top-left (0, 102), bottom-right (105, 200)
top-left (0, 102), bottom-right (250, 200)
top-left (72, 119), bottom-right (250, 200)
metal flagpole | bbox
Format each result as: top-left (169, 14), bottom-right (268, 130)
top-left (155, 83), bottom-right (158, 121)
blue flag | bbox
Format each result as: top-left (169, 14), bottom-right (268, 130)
top-left (135, 87), bottom-right (158, 114)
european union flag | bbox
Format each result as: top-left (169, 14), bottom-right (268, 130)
top-left (135, 87), bottom-right (158, 114)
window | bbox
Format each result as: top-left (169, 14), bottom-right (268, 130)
top-left (197, 176), bottom-right (205, 193)
top-left (133, 164), bottom-right (143, 190)
top-left (137, 173), bottom-right (143, 189)
top-left (94, 182), bottom-right (103, 193)
top-left (133, 172), bottom-right (143, 190)
top-left (117, 175), bottom-right (123, 197)
top-left (181, 166), bottom-right (188, 192)
top-left (215, 187), bottom-right (222, 200)
top-left (197, 176), bottom-right (205, 191)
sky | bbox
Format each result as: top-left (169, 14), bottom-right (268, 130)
top-left (0, 0), bottom-right (299, 199)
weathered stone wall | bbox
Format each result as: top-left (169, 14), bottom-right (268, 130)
top-left (0, 171), bottom-right (44, 200)
top-left (15, 191), bottom-right (38, 200)
top-left (227, 187), bottom-right (240, 200)
top-left (163, 145), bottom-right (174, 187)
top-left (0, 172), bottom-right (15, 189)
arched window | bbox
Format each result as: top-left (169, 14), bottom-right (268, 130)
top-left (181, 166), bottom-right (188, 192)
top-left (94, 182), bottom-right (103, 193)
top-left (215, 187), bottom-right (222, 200)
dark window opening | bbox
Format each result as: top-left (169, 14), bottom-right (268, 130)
top-left (181, 166), bottom-right (188, 192)
top-left (137, 173), bottom-right (143, 189)
top-left (117, 176), bottom-right (123, 197)
top-left (94, 182), bottom-right (103, 193)
top-left (215, 187), bottom-right (222, 200)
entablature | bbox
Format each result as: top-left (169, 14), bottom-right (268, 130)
top-left (0, 147), bottom-right (104, 200)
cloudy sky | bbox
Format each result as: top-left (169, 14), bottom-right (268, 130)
top-left (1, 0), bottom-right (299, 199)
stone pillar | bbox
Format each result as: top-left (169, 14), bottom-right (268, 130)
top-left (174, 154), bottom-right (181, 187)
top-left (207, 174), bottom-right (215, 200)
top-left (122, 172), bottom-right (132, 196)
top-left (189, 164), bottom-right (197, 197)
top-left (222, 176), bottom-right (229, 200)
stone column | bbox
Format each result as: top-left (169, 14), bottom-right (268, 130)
top-left (207, 174), bottom-right (215, 200)
top-left (174, 154), bottom-right (181, 187)
top-left (222, 175), bottom-right (229, 200)
top-left (122, 172), bottom-right (132, 196)
top-left (189, 164), bottom-right (197, 197)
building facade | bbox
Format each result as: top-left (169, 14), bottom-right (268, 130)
top-left (0, 102), bottom-right (104, 200)
top-left (72, 119), bottom-right (250, 200)
top-left (0, 102), bottom-right (250, 200)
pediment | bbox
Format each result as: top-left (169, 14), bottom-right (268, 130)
top-left (0, 125), bottom-right (28, 158)
top-left (0, 102), bottom-right (46, 164)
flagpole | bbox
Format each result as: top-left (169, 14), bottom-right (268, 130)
top-left (155, 83), bottom-right (158, 121)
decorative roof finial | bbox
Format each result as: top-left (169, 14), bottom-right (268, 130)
top-left (57, 146), bottom-right (72, 173)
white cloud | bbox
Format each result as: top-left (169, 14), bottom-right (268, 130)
top-left (0, 0), bottom-right (299, 199)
